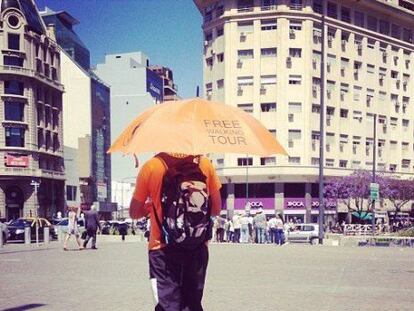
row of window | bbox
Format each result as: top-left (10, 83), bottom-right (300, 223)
top-left (236, 156), bottom-right (411, 172)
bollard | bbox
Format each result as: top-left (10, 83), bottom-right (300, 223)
top-left (0, 229), bottom-right (3, 247)
top-left (44, 227), bottom-right (49, 245)
top-left (24, 226), bottom-right (31, 244)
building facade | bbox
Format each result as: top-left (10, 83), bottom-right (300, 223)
top-left (194, 0), bottom-right (414, 222)
top-left (0, 0), bottom-right (65, 220)
top-left (148, 65), bottom-right (179, 101)
top-left (93, 52), bottom-right (165, 212)
top-left (40, 8), bottom-right (114, 219)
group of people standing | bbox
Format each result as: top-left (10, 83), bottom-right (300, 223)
top-left (63, 205), bottom-right (101, 251)
top-left (213, 208), bottom-right (286, 245)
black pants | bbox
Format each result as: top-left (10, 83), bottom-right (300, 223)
top-left (83, 228), bottom-right (97, 248)
top-left (149, 245), bottom-right (209, 311)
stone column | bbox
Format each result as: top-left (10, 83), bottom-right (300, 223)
top-left (305, 183), bottom-right (312, 223)
top-left (275, 183), bottom-right (284, 217)
top-left (226, 183), bottom-right (235, 219)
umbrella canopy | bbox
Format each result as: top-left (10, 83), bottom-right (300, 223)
top-left (108, 98), bottom-right (288, 156)
top-left (352, 212), bottom-right (372, 220)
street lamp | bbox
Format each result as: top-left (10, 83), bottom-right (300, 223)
top-left (30, 179), bottom-right (41, 246)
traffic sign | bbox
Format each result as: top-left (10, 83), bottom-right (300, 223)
top-left (370, 183), bottom-right (379, 201)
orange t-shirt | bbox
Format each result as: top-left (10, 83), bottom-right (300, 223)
top-left (133, 155), bottom-right (222, 250)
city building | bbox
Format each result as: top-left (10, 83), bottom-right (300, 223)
top-left (194, 0), bottom-right (414, 223)
top-left (93, 52), bottom-right (166, 212)
top-left (40, 7), bottom-right (90, 70)
top-left (0, 0), bottom-right (65, 220)
top-left (40, 8), bottom-right (114, 219)
top-left (148, 65), bottom-right (180, 101)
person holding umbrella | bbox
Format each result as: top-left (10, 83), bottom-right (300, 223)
top-left (108, 98), bottom-right (288, 310)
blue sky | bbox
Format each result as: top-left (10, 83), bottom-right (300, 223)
top-left (35, 0), bottom-right (203, 98)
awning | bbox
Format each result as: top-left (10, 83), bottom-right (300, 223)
top-left (352, 212), bottom-right (372, 220)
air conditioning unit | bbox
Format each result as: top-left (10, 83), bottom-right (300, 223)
top-left (288, 139), bottom-right (294, 147)
top-left (286, 56), bottom-right (292, 63)
top-left (341, 66), bottom-right (345, 73)
top-left (354, 69), bottom-right (359, 75)
top-left (403, 102), bottom-right (407, 108)
top-left (405, 59), bottom-right (410, 66)
top-left (260, 85), bottom-right (266, 94)
top-left (358, 116), bottom-right (363, 122)
top-left (326, 144), bottom-right (331, 151)
top-left (395, 101), bottom-right (400, 107)
top-left (396, 79), bottom-right (401, 85)
top-left (237, 58), bottom-right (243, 68)
top-left (379, 75), bottom-right (384, 82)
top-left (288, 113), bottom-right (294, 121)
top-left (341, 40), bottom-right (347, 46)
top-left (237, 86), bottom-right (243, 93)
top-left (327, 89), bottom-right (331, 97)
top-left (290, 29), bottom-right (295, 35)
top-left (327, 63), bottom-right (331, 71)
top-left (367, 96), bottom-right (372, 103)
top-left (340, 142), bottom-right (344, 148)
top-left (312, 58), bottom-right (317, 65)
top-left (312, 85), bottom-right (318, 92)
top-left (403, 81), bottom-right (408, 87)
top-left (240, 32), bottom-right (246, 38)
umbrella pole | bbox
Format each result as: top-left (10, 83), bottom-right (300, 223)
top-left (245, 154), bottom-right (249, 209)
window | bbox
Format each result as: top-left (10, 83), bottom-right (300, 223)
top-left (206, 57), bottom-right (213, 67)
top-left (353, 86), bottom-right (362, 101)
top-left (66, 185), bottom-right (77, 201)
top-left (340, 109), bottom-right (348, 118)
top-left (205, 83), bottom-right (212, 97)
top-left (327, 2), bottom-right (337, 18)
top-left (260, 75), bottom-right (277, 85)
top-left (4, 80), bottom-right (24, 95)
top-left (379, 20), bottom-right (390, 35)
top-left (391, 24), bottom-right (401, 39)
top-left (288, 102), bottom-right (302, 113)
top-left (354, 11), bottom-right (364, 28)
top-left (217, 53), bottom-right (224, 62)
top-left (217, 27), bottom-right (224, 37)
top-left (237, 157), bottom-right (253, 166)
top-left (288, 75), bottom-right (302, 85)
top-left (238, 49), bottom-right (254, 59)
top-left (260, 157), bottom-right (276, 166)
top-left (311, 158), bottom-right (320, 166)
top-left (367, 16), bottom-right (377, 31)
top-left (217, 79), bottom-right (224, 89)
top-left (326, 159), bottom-right (334, 167)
top-left (288, 157), bottom-right (301, 164)
top-left (261, 102), bottom-right (276, 112)
top-left (5, 127), bottom-right (25, 147)
top-left (205, 32), bottom-right (212, 42)
top-left (5, 101), bottom-right (24, 121)
top-left (237, 76), bottom-right (253, 86)
top-left (312, 104), bottom-right (320, 113)
top-left (341, 7), bottom-right (351, 23)
top-left (289, 48), bottom-right (302, 58)
top-left (390, 118), bottom-right (398, 126)
top-left (238, 21), bottom-right (253, 33)
top-left (288, 129), bottom-right (302, 141)
top-left (313, 0), bottom-right (322, 13)
top-left (261, 19), bottom-right (277, 30)
top-left (238, 0), bottom-right (254, 12)
top-left (289, 20), bottom-right (302, 30)
top-left (403, 28), bottom-right (412, 43)
top-left (290, 0), bottom-right (302, 10)
top-left (367, 64), bottom-right (375, 76)
top-left (261, 48), bottom-right (277, 57)
top-left (339, 160), bottom-right (347, 168)
top-left (261, 0), bottom-right (277, 11)
top-left (8, 33), bottom-right (20, 50)
top-left (3, 56), bottom-right (23, 67)
top-left (402, 119), bottom-right (409, 128)
top-left (238, 103), bottom-right (253, 113)
top-left (367, 39), bottom-right (375, 49)
top-left (353, 111), bottom-right (362, 121)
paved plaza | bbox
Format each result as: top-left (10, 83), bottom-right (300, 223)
top-left (1, 238), bottom-right (414, 311)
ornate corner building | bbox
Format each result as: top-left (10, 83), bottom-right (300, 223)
top-left (0, 0), bottom-right (65, 220)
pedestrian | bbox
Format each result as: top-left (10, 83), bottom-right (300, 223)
top-left (232, 212), bottom-right (241, 243)
top-left (275, 214), bottom-right (284, 245)
top-left (129, 152), bottom-right (222, 311)
top-left (253, 208), bottom-right (267, 244)
top-left (240, 213), bottom-right (250, 243)
top-left (268, 216), bottom-right (277, 243)
top-left (119, 222), bottom-right (128, 241)
top-left (226, 218), bottom-right (234, 243)
top-left (83, 204), bottom-right (101, 250)
top-left (63, 206), bottom-right (84, 251)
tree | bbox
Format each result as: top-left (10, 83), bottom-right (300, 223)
top-left (324, 170), bottom-right (389, 223)
top-left (383, 178), bottom-right (414, 221)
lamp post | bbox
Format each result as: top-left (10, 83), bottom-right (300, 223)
top-left (371, 114), bottom-right (377, 236)
top-left (318, 0), bottom-right (326, 244)
top-left (30, 179), bottom-right (41, 246)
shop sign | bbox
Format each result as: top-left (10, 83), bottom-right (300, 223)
top-left (97, 182), bottom-right (107, 200)
top-left (5, 154), bottom-right (29, 167)
top-left (285, 198), bottom-right (337, 209)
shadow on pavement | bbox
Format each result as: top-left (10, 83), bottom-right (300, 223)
top-left (2, 303), bottom-right (46, 311)
top-left (0, 248), bottom-right (55, 255)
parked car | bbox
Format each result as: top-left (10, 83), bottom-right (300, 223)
top-left (7, 218), bottom-right (56, 241)
top-left (285, 223), bottom-right (319, 245)
top-left (1, 221), bottom-right (9, 244)
top-left (55, 218), bottom-right (85, 236)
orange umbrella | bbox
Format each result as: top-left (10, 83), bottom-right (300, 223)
top-left (108, 98), bottom-right (288, 156)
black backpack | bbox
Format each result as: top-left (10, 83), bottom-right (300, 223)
top-left (153, 153), bottom-right (212, 249)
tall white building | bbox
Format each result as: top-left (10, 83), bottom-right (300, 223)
top-left (194, 0), bottom-right (414, 223)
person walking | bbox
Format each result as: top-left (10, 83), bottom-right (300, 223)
top-left (129, 153), bottom-right (222, 311)
top-left (232, 212), bottom-right (241, 243)
top-left (253, 208), bottom-right (267, 244)
top-left (63, 206), bottom-right (83, 251)
top-left (83, 205), bottom-right (101, 250)
top-left (240, 213), bottom-right (250, 243)
top-left (226, 218), bottom-right (234, 243)
top-left (275, 214), bottom-right (285, 245)
top-left (268, 216), bottom-right (277, 244)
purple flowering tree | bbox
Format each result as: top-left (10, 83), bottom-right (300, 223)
top-left (324, 170), bottom-right (389, 223)
top-left (383, 178), bottom-right (414, 221)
